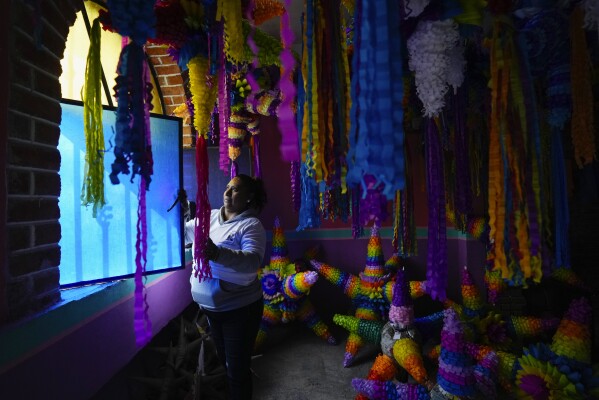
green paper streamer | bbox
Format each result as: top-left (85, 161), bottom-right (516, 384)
top-left (81, 18), bottom-right (106, 217)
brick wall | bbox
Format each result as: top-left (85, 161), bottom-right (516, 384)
top-left (146, 44), bottom-right (194, 147)
top-left (4, 0), bottom-right (81, 321)
top-left (2, 1), bottom-right (192, 323)
top-left (1, 2), bottom-right (10, 324)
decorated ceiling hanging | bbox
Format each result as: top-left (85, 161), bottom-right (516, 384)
top-left (346, 0), bottom-right (406, 226)
top-left (101, 0), bottom-right (157, 347)
top-left (81, 17), bottom-right (106, 218)
top-left (90, 1), bottom-right (599, 356)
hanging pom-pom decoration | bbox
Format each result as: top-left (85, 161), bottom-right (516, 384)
top-left (81, 18), bottom-right (106, 218)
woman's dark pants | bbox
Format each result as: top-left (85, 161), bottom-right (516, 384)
top-left (203, 298), bottom-right (264, 400)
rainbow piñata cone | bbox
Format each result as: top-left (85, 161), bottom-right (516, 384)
top-left (310, 260), bottom-right (361, 298)
top-left (333, 314), bottom-right (383, 344)
top-left (550, 297), bottom-right (592, 364)
top-left (352, 378), bottom-right (431, 400)
top-left (359, 224), bottom-right (389, 281)
top-left (392, 338), bottom-right (428, 385)
top-left (269, 217), bottom-right (289, 271)
top-left (507, 315), bottom-right (560, 340)
top-left (435, 308), bottom-right (476, 398)
top-left (384, 253), bottom-right (403, 274)
top-left (345, 225), bottom-right (391, 367)
top-left (296, 298), bottom-right (337, 344)
top-left (484, 268), bottom-right (505, 305)
top-left (461, 266), bottom-right (485, 317)
top-left (409, 280), bottom-right (428, 299)
top-left (389, 268), bottom-right (414, 329)
top-left (283, 271), bottom-right (318, 300)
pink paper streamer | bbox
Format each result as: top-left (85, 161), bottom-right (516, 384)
top-left (134, 57), bottom-right (154, 347)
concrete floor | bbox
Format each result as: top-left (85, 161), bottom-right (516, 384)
top-left (252, 325), bottom-right (376, 400)
top-left (91, 307), bottom-right (377, 400)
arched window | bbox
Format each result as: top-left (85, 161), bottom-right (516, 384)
top-left (58, 2), bottom-right (184, 287)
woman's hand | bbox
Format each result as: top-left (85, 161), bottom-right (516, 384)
top-left (205, 238), bottom-right (220, 261)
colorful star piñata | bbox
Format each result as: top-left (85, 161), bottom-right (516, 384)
top-left (254, 217), bottom-right (336, 351)
top-left (311, 224), bottom-right (395, 367)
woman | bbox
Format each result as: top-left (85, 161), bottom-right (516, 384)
top-left (185, 174), bottom-right (267, 400)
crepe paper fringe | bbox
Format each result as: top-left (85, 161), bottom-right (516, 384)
top-left (193, 135), bottom-right (212, 281)
top-left (109, 42), bottom-right (154, 188)
top-left (188, 56), bottom-right (217, 139)
top-left (297, 163), bottom-right (321, 231)
top-left (216, 0), bottom-right (244, 63)
top-left (425, 118), bottom-right (447, 301)
top-left (81, 18), bottom-right (106, 218)
top-left (134, 176), bottom-right (152, 347)
top-left (346, 0), bottom-right (406, 202)
top-left (106, 0), bottom-right (155, 45)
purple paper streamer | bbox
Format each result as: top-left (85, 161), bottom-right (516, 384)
top-left (277, 0), bottom-right (300, 162)
top-left (425, 119), bottom-right (447, 301)
top-left (133, 51), bottom-right (154, 348)
top-left (134, 176), bottom-right (152, 347)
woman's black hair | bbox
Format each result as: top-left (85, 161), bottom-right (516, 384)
top-left (236, 174), bottom-right (268, 213)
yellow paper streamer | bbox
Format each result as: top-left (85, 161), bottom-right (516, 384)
top-left (188, 56), bottom-right (217, 138)
top-left (217, 0), bottom-right (245, 64)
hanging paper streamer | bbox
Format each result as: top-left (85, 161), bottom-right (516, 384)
top-left (104, 0), bottom-right (156, 349)
top-left (188, 56), bottom-right (217, 278)
top-left (81, 18), bottom-right (106, 218)
top-left (346, 0), bottom-right (406, 202)
top-left (424, 119), bottom-right (447, 301)
top-left (133, 175), bottom-right (152, 347)
top-left (109, 42), bottom-right (154, 187)
top-left (106, 0), bottom-right (156, 46)
top-left (194, 135), bottom-right (212, 281)
top-left (216, 0), bottom-right (245, 63)
top-left (297, 4), bottom-right (320, 231)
